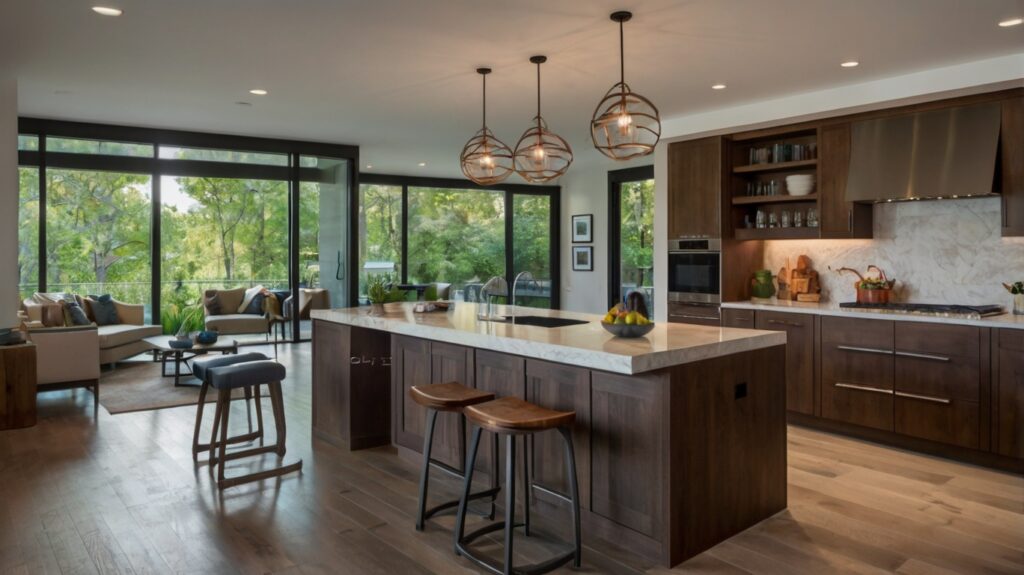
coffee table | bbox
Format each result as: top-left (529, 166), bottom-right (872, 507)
top-left (143, 336), bottom-right (239, 387)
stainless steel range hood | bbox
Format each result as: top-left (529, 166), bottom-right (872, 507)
top-left (845, 103), bottom-right (1001, 202)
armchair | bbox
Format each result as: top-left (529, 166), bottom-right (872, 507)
top-left (24, 325), bottom-right (101, 414)
top-left (82, 297), bottom-right (162, 366)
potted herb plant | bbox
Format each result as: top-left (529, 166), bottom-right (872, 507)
top-left (1004, 281), bottom-right (1024, 315)
top-left (366, 274), bottom-right (405, 315)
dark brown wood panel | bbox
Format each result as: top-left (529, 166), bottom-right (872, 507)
top-left (525, 359), bottom-right (591, 510)
top-left (666, 302), bottom-right (720, 326)
top-left (894, 323), bottom-right (980, 402)
top-left (1001, 96), bottom-right (1024, 236)
top-left (994, 329), bottom-right (1024, 458)
top-left (428, 342), bottom-right (474, 469)
top-left (819, 122), bottom-right (872, 238)
top-left (591, 371), bottom-right (666, 540)
top-left (668, 137), bottom-right (721, 239)
top-left (820, 317), bottom-right (894, 431)
top-left (756, 310), bottom-right (815, 414)
top-left (0, 343), bottom-right (37, 430)
top-left (312, 320), bottom-right (350, 446)
top-left (474, 350), bottom-right (525, 473)
top-left (391, 335), bottom-right (432, 454)
top-left (721, 307), bottom-right (755, 328)
top-left (895, 396), bottom-right (979, 449)
top-left (672, 345), bottom-right (788, 566)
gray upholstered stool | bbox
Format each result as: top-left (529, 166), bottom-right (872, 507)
top-left (191, 352), bottom-right (268, 462)
top-left (207, 360), bottom-right (302, 489)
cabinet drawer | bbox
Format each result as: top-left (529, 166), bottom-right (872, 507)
top-left (667, 303), bottom-right (720, 326)
top-left (756, 311), bottom-right (815, 415)
top-left (721, 308), bottom-right (755, 328)
top-left (821, 317), bottom-right (893, 430)
top-left (895, 354), bottom-right (979, 402)
top-left (999, 328), bottom-right (1024, 352)
top-left (822, 316), bottom-right (894, 348)
top-left (895, 321), bottom-right (979, 356)
top-left (821, 381), bottom-right (894, 431)
top-left (757, 310), bottom-right (811, 330)
top-left (896, 396), bottom-right (979, 449)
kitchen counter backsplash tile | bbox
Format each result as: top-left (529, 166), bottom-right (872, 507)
top-left (764, 197), bottom-right (1024, 305)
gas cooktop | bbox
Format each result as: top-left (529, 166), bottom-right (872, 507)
top-left (838, 302), bottom-right (1005, 319)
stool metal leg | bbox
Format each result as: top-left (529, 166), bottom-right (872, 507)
top-left (560, 426), bottom-right (582, 568)
top-left (454, 426), bottom-right (483, 549)
top-left (490, 431), bottom-right (499, 520)
top-left (416, 408), bottom-right (439, 531)
top-left (503, 433), bottom-right (516, 575)
top-left (521, 434), bottom-right (531, 537)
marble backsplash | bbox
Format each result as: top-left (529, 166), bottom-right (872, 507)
top-left (762, 197), bottom-right (1024, 306)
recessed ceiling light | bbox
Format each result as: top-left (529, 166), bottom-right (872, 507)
top-left (92, 6), bottom-right (123, 16)
top-left (249, 89), bottom-right (268, 95)
top-left (711, 84), bottom-right (727, 90)
top-left (999, 17), bottom-right (1023, 27)
top-left (418, 162), bottom-right (426, 167)
top-left (840, 61), bottom-right (860, 68)
top-left (365, 164), bottom-right (373, 169)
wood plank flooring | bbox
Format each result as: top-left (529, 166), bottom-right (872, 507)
top-left (0, 343), bottom-right (1021, 574)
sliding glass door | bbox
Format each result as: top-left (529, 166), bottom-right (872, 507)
top-left (512, 193), bottom-right (553, 307)
top-left (609, 166), bottom-right (655, 313)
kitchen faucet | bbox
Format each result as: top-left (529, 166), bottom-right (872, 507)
top-left (510, 271), bottom-right (540, 320)
top-left (478, 276), bottom-right (508, 320)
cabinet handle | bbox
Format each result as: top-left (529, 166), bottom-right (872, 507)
top-left (848, 209), bottom-right (853, 231)
top-left (670, 313), bottom-right (719, 321)
top-left (767, 319), bottom-right (804, 328)
top-left (835, 382), bottom-right (893, 395)
top-left (836, 345), bottom-right (893, 355)
top-left (895, 391), bottom-right (951, 405)
top-left (894, 350), bottom-right (950, 362)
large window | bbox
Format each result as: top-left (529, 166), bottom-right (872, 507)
top-left (357, 175), bottom-right (560, 308)
top-left (609, 166), bottom-right (655, 313)
top-left (17, 119), bottom-right (357, 341)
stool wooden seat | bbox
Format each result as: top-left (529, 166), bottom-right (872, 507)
top-left (464, 396), bottom-right (575, 434)
top-left (456, 397), bottom-right (581, 575)
top-left (410, 382), bottom-right (494, 411)
top-left (409, 382), bottom-right (500, 532)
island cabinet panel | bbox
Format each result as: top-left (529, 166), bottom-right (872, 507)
top-left (474, 350), bottom-right (526, 473)
top-left (312, 321), bottom-right (391, 450)
top-left (591, 371), bottom-right (666, 540)
top-left (756, 310), bottom-right (815, 414)
top-left (428, 342), bottom-right (474, 469)
top-left (994, 329), bottom-right (1024, 458)
top-left (525, 359), bottom-right (591, 511)
top-left (391, 335), bottom-right (433, 455)
top-left (821, 317), bottom-right (895, 431)
top-left (894, 322), bottom-right (982, 449)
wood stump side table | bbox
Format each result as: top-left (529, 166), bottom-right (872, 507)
top-left (0, 342), bottom-right (37, 430)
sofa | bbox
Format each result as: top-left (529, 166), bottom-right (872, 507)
top-left (203, 287), bottom-right (271, 336)
top-left (21, 295), bottom-right (162, 367)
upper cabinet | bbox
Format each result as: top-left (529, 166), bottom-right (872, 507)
top-left (819, 123), bottom-right (872, 238)
top-left (1001, 96), bottom-right (1024, 237)
top-left (668, 136), bottom-right (722, 239)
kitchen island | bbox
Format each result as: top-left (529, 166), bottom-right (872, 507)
top-left (310, 302), bottom-right (787, 567)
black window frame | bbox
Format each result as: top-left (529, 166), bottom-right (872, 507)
top-left (358, 173), bottom-right (561, 309)
top-left (607, 165), bottom-right (655, 309)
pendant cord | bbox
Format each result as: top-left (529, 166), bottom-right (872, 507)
top-left (536, 61), bottom-right (542, 129)
top-left (619, 19), bottom-right (625, 85)
top-left (482, 73), bottom-right (487, 129)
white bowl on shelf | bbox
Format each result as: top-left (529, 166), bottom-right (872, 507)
top-left (785, 174), bottom-right (815, 196)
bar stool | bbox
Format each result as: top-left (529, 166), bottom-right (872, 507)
top-left (409, 382), bottom-right (501, 531)
top-left (455, 396), bottom-right (581, 575)
top-left (207, 360), bottom-right (303, 489)
top-left (191, 352), bottom-right (268, 462)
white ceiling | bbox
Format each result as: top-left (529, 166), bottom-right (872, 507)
top-left (4, 0), bottom-right (1024, 179)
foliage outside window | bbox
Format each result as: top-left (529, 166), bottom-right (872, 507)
top-left (619, 178), bottom-right (655, 314)
top-left (512, 194), bottom-right (553, 307)
top-left (17, 167), bottom-right (40, 299)
top-left (358, 184), bottom-right (402, 299)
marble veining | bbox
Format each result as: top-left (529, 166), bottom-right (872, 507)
top-left (723, 299), bottom-right (1024, 330)
top-left (312, 302), bottom-right (785, 375)
top-left (763, 197), bottom-right (1024, 307)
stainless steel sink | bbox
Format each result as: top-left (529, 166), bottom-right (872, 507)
top-left (498, 315), bottom-right (588, 328)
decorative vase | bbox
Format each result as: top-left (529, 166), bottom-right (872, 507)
top-left (1014, 293), bottom-right (1024, 316)
top-left (369, 303), bottom-right (386, 316)
top-left (751, 270), bottom-right (775, 299)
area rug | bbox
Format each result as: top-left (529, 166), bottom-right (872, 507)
top-left (98, 360), bottom-right (264, 415)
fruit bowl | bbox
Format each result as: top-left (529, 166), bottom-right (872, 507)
top-left (601, 321), bottom-right (655, 338)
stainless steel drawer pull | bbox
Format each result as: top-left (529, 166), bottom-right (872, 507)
top-left (767, 319), bottom-right (804, 328)
top-left (834, 382), bottom-right (893, 395)
top-left (670, 313), bottom-right (718, 321)
top-left (894, 350), bottom-right (951, 362)
top-left (895, 391), bottom-right (951, 405)
top-left (836, 345), bottom-right (893, 355)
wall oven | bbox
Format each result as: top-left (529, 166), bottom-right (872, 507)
top-left (668, 239), bottom-right (721, 325)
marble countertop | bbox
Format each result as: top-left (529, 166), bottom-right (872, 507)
top-left (722, 299), bottom-right (1024, 330)
top-left (311, 302), bottom-right (785, 375)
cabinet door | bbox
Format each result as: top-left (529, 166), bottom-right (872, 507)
top-left (429, 342), bottom-right (474, 469)
top-left (721, 308), bottom-right (755, 329)
top-left (756, 311), bottom-right (815, 414)
top-left (526, 360), bottom-right (591, 510)
top-left (312, 320), bottom-right (350, 446)
top-left (994, 329), bottom-right (1024, 458)
top-left (1001, 96), bottom-right (1024, 237)
top-left (474, 350), bottom-right (526, 473)
top-left (667, 302), bottom-right (721, 326)
top-left (894, 323), bottom-right (981, 449)
top-left (821, 317), bottom-right (895, 431)
top-left (819, 123), bottom-right (872, 238)
top-left (668, 137), bottom-right (721, 239)
top-left (392, 335), bottom-right (432, 454)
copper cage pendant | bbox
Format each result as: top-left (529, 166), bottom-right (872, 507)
top-left (460, 68), bottom-right (514, 185)
top-left (591, 11), bottom-right (661, 161)
top-left (514, 55), bottom-right (573, 183)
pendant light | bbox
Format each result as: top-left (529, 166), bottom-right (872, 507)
top-left (591, 11), bottom-right (661, 160)
top-left (514, 55), bottom-right (573, 183)
top-left (460, 68), bottom-right (514, 185)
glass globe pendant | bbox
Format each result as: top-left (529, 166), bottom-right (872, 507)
top-left (591, 11), bottom-right (661, 160)
top-left (514, 56), bottom-right (573, 183)
top-left (460, 68), bottom-right (514, 185)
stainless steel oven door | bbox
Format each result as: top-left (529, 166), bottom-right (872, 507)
top-left (667, 250), bottom-right (721, 304)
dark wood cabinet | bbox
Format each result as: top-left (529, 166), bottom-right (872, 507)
top-left (391, 335), bottom-right (433, 455)
top-left (721, 308), bottom-right (755, 329)
top-left (668, 137), bottom-right (721, 239)
top-left (994, 329), bottom-right (1024, 458)
top-left (818, 123), bottom-right (872, 238)
top-left (474, 350), bottom-right (526, 473)
top-left (756, 310), bottom-right (815, 414)
top-left (820, 317), bottom-right (895, 431)
top-left (1001, 96), bottom-right (1024, 236)
top-left (428, 342), bottom-right (474, 469)
top-left (666, 302), bottom-right (721, 326)
top-left (525, 360), bottom-right (591, 510)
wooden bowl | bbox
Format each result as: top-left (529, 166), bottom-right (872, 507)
top-left (601, 322), bottom-right (655, 338)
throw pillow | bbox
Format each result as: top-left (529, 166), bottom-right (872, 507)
top-left (237, 285), bottom-right (265, 313)
top-left (264, 291), bottom-right (282, 317)
top-left (243, 292), bottom-right (265, 315)
top-left (39, 303), bottom-right (66, 327)
top-left (63, 301), bottom-right (91, 326)
top-left (204, 292), bottom-right (222, 316)
top-left (90, 294), bottom-right (120, 326)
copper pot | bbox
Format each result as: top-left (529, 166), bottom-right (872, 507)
top-left (856, 287), bottom-right (891, 304)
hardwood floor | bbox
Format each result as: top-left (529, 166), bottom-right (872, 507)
top-left (1, 343), bottom-right (1021, 574)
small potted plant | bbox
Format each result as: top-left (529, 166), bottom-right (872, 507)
top-left (1004, 281), bottom-right (1024, 315)
top-left (366, 274), bottom-right (407, 316)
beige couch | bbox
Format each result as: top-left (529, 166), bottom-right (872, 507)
top-left (203, 287), bottom-right (270, 335)
top-left (25, 325), bottom-right (101, 387)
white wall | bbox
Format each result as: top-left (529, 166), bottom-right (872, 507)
top-left (558, 151), bottom-right (651, 314)
top-left (0, 75), bottom-right (16, 328)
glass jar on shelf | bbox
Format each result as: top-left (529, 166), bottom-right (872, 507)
top-left (807, 207), bottom-right (819, 228)
top-left (781, 210), bottom-right (791, 228)
top-left (793, 210), bottom-right (803, 227)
